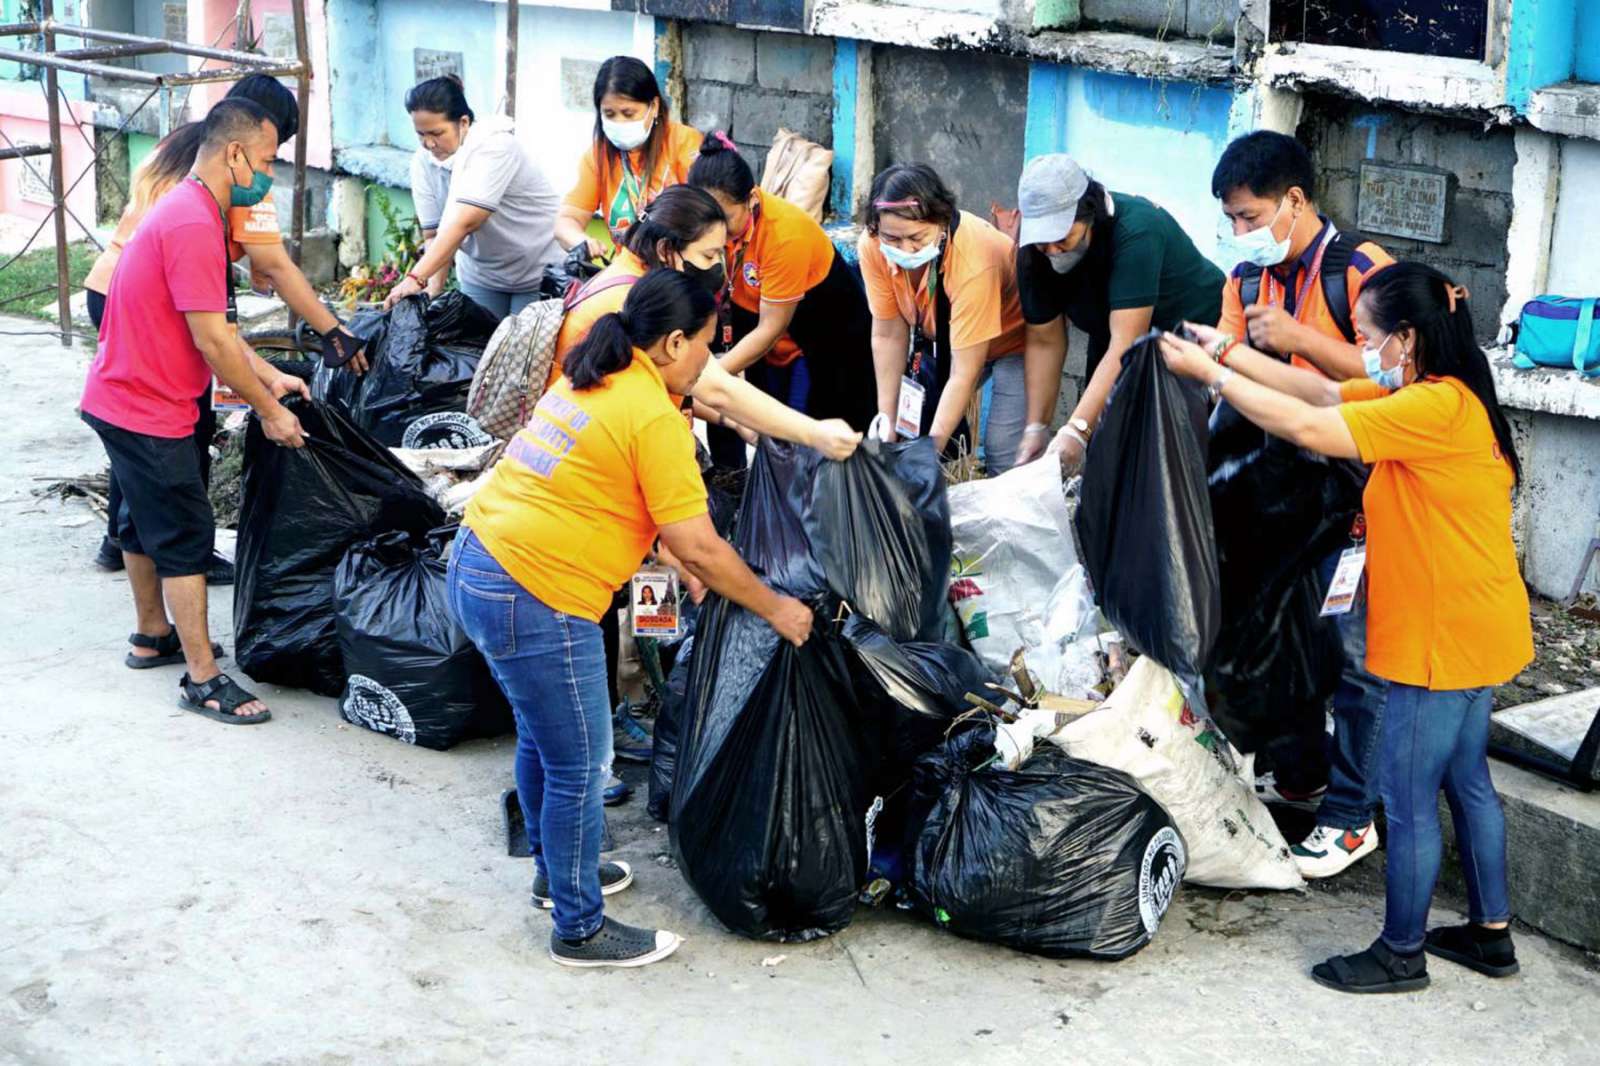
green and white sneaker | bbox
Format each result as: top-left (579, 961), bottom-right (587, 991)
top-left (1293, 822), bottom-right (1378, 880)
top-left (531, 860), bottom-right (634, 909)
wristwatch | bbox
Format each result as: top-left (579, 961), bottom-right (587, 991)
top-left (1068, 417), bottom-right (1092, 439)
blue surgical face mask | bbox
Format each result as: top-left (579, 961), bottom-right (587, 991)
top-left (1362, 332), bottom-right (1406, 390)
top-left (228, 150), bottom-right (273, 208)
top-left (880, 236), bottom-right (941, 271)
top-left (1220, 198), bottom-right (1292, 269)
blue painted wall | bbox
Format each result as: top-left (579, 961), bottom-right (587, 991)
top-left (1577, 8), bottom-right (1600, 83)
top-left (1506, 0), bottom-right (1579, 109)
top-left (378, 0), bottom-right (501, 149)
top-left (1025, 65), bottom-right (1235, 264)
top-left (830, 38), bottom-right (859, 217)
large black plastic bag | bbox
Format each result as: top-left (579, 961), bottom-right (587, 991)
top-left (807, 439), bottom-right (951, 642)
top-left (670, 439), bottom-right (875, 942)
top-left (312, 292), bottom-right (499, 446)
top-left (333, 530), bottom-right (511, 749)
top-left (903, 723), bottom-right (1187, 960)
top-left (1075, 333), bottom-right (1219, 682)
top-left (1206, 401), bottom-right (1365, 752)
top-left (234, 399), bottom-right (445, 696)
top-left (647, 636), bottom-right (691, 822)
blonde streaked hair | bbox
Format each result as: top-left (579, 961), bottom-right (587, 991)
top-left (128, 122), bottom-right (205, 217)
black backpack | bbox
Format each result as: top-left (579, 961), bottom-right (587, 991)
top-left (1237, 231), bottom-right (1363, 344)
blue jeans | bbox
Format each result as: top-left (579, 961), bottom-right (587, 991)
top-left (978, 353), bottom-right (1026, 474)
top-left (446, 529), bottom-right (613, 940)
top-left (457, 281), bottom-right (539, 319)
top-left (1315, 547), bottom-right (1390, 830)
top-left (1380, 683), bottom-right (1511, 953)
top-left (746, 354), bottom-right (813, 414)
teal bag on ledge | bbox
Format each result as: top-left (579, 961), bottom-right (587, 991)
top-left (1513, 296), bottom-right (1599, 377)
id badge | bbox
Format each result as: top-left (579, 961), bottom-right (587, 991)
top-left (1319, 546), bottom-right (1366, 616)
top-left (896, 376), bottom-right (926, 439)
top-left (212, 375), bottom-right (250, 414)
top-left (630, 568), bottom-right (681, 639)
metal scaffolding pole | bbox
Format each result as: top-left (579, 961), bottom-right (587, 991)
top-left (41, 0), bottom-right (71, 342)
top-left (505, 1), bottom-right (519, 120)
top-left (0, 5), bottom-right (312, 346)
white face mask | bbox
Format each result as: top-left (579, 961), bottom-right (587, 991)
top-left (602, 115), bottom-right (653, 152)
top-left (880, 237), bottom-right (941, 271)
top-left (1220, 198), bottom-right (1293, 268)
top-left (1047, 246), bottom-right (1087, 274)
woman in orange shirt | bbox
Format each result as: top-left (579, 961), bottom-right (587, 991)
top-left (857, 164), bottom-right (1030, 471)
top-left (1160, 262), bottom-right (1531, 994)
top-left (452, 269), bottom-right (812, 968)
top-left (554, 56), bottom-right (703, 260)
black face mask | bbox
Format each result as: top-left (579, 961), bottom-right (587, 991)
top-left (681, 258), bottom-right (726, 296)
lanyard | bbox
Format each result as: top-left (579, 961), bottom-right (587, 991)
top-left (192, 176), bottom-right (238, 326)
top-left (1264, 224), bottom-right (1336, 323)
top-left (905, 242), bottom-right (944, 374)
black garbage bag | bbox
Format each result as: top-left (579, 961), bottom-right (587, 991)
top-left (647, 635), bottom-right (691, 822)
top-left (670, 439), bottom-right (875, 942)
top-left (807, 438), bottom-right (950, 642)
top-left (234, 399), bottom-right (445, 696)
top-left (903, 723), bottom-right (1187, 960)
top-left (1075, 333), bottom-right (1219, 682)
top-left (310, 306), bottom-right (387, 415)
top-left (333, 529), bottom-right (511, 750)
top-left (312, 292), bottom-right (499, 447)
top-left (1205, 401), bottom-right (1365, 752)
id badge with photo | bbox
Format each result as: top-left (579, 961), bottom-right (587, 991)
top-left (1319, 546), bottom-right (1366, 616)
top-left (896, 376), bottom-right (926, 439)
top-left (212, 375), bottom-right (250, 414)
top-left (630, 568), bottom-right (682, 639)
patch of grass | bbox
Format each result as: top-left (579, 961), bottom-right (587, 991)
top-left (0, 241), bottom-right (96, 319)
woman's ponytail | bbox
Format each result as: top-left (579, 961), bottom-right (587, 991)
top-left (564, 270), bottom-right (718, 390)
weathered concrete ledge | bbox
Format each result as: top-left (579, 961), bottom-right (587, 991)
top-left (1260, 43), bottom-right (1510, 121)
top-left (810, 0), bottom-right (1234, 83)
top-left (333, 144), bottom-right (412, 190)
top-left (1527, 83), bottom-right (1600, 143)
top-left (1492, 348), bottom-right (1600, 423)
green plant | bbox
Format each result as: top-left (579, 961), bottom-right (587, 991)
top-left (371, 184), bottom-right (423, 269)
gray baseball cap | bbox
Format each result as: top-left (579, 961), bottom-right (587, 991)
top-left (1017, 154), bottom-right (1090, 247)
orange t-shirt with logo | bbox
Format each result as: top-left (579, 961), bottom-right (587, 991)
top-left (465, 349), bottom-right (707, 621)
top-left (1338, 376), bottom-right (1532, 690)
top-left (726, 188), bottom-right (835, 367)
top-left (856, 209), bottom-right (1027, 360)
top-left (1219, 223), bottom-right (1393, 376)
top-left (564, 121), bottom-right (703, 232)
top-left (551, 248), bottom-right (649, 385)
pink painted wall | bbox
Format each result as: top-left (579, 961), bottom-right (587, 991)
top-left (188, 0), bottom-right (333, 171)
top-left (0, 88), bottom-right (97, 236)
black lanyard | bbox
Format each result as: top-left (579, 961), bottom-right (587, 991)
top-left (192, 176), bottom-right (238, 327)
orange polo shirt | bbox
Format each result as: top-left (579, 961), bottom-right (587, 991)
top-left (1338, 376), bottom-right (1532, 690)
top-left (550, 249), bottom-right (649, 385)
top-left (857, 209), bottom-right (1027, 359)
top-left (564, 120), bottom-right (703, 233)
top-left (726, 188), bottom-right (835, 367)
top-left (465, 348), bottom-right (707, 621)
top-left (1219, 222), bottom-right (1392, 375)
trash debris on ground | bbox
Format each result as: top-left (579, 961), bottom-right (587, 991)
top-left (901, 722), bottom-right (1185, 960)
top-left (313, 292), bottom-right (499, 447)
top-left (234, 398), bottom-right (444, 697)
top-left (1034, 655), bottom-right (1303, 891)
top-left (333, 528), bottom-right (512, 749)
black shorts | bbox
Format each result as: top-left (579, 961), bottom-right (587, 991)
top-left (82, 411), bottom-right (214, 577)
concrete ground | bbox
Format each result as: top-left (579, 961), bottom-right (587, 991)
top-left (2, 317), bottom-right (1598, 1066)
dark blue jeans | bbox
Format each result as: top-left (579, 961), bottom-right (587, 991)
top-left (1380, 683), bottom-right (1511, 953)
top-left (1315, 547), bottom-right (1390, 830)
top-left (446, 529), bottom-right (612, 940)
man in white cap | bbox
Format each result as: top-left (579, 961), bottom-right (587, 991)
top-left (1012, 154), bottom-right (1223, 468)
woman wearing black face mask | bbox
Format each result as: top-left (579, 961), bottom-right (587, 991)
top-left (687, 135), bottom-right (878, 469)
top-left (1012, 153), bottom-right (1224, 469)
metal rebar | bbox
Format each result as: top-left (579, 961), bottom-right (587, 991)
top-left (289, 0), bottom-right (310, 318)
top-left (0, 143), bottom-right (50, 159)
top-left (0, 44), bottom-right (163, 82)
top-left (56, 42), bottom-right (171, 61)
top-left (0, 22), bottom-right (41, 36)
top-left (0, 284), bottom-right (61, 309)
top-left (163, 61), bottom-right (304, 86)
top-left (41, 0), bottom-right (71, 346)
top-left (505, 1), bottom-right (519, 119)
top-left (43, 20), bottom-right (296, 68)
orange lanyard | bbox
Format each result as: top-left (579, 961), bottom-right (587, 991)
top-left (1263, 225), bottom-right (1336, 323)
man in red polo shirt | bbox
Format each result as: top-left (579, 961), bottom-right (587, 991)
top-left (81, 98), bottom-right (308, 725)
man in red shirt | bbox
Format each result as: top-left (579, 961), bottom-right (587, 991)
top-left (81, 98), bottom-right (308, 725)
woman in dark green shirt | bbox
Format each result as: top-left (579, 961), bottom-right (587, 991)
top-left (1012, 154), bottom-right (1224, 468)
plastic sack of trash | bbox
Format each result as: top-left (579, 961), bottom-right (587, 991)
top-left (332, 529), bottom-right (511, 750)
top-left (902, 722), bottom-right (1186, 960)
top-left (313, 291), bottom-right (500, 447)
top-left (807, 438), bottom-right (950, 642)
top-left (647, 635), bottom-right (691, 823)
top-left (234, 398), bottom-right (445, 696)
top-left (948, 457), bottom-right (1107, 695)
top-left (670, 439), bottom-right (875, 941)
top-left (1047, 655), bottom-right (1303, 890)
top-left (1206, 400), bottom-right (1363, 753)
top-left (1074, 333), bottom-right (1219, 684)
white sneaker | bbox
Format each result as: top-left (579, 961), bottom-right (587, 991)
top-left (1292, 822), bottom-right (1378, 879)
top-left (1254, 771), bottom-right (1328, 811)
